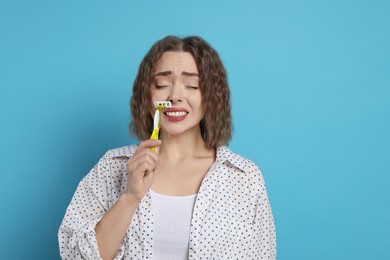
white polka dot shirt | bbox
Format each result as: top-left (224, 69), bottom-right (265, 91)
top-left (58, 145), bottom-right (276, 259)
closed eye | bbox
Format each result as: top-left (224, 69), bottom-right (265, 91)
top-left (155, 85), bottom-right (169, 89)
top-left (186, 85), bottom-right (199, 90)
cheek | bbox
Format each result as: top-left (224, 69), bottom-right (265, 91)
top-left (149, 90), bottom-right (158, 116)
top-left (190, 94), bottom-right (204, 115)
top-left (197, 93), bottom-right (204, 110)
top-left (149, 88), bottom-right (156, 100)
top-left (150, 89), bottom-right (166, 101)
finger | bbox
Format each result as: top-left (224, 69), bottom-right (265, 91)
top-left (128, 162), bottom-right (153, 180)
top-left (128, 151), bottom-right (159, 169)
top-left (136, 161), bottom-right (156, 176)
top-left (143, 169), bottom-right (155, 184)
top-left (137, 139), bottom-right (162, 151)
top-left (130, 155), bottom-right (158, 172)
top-left (127, 146), bottom-right (159, 166)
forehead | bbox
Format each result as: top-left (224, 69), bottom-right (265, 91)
top-left (154, 51), bottom-right (198, 73)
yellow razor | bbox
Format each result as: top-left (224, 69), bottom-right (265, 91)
top-left (150, 101), bottom-right (172, 152)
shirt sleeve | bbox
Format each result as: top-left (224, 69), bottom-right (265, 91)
top-left (58, 155), bottom-right (126, 260)
top-left (248, 167), bottom-right (277, 259)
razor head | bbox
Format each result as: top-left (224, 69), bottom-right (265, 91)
top-left (153, 101), bottom-right (172, 109)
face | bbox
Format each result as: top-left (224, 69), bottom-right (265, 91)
top-left (150, 51), bottom-right (204, 138)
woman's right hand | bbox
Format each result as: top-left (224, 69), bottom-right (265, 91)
top-left (124, 139), bottom-right (161, 203)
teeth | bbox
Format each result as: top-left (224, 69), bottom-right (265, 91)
top-left (166, 111), bottom-right (187, 117)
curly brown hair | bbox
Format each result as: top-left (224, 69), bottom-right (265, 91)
top-left (129, 35), bottom-right (232, 148)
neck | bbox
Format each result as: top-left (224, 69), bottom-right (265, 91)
top-left (159, 129), bottom-right (212, 161)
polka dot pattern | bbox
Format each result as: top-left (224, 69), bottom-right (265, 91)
top-left (58, 145), bottom-right (276, 259)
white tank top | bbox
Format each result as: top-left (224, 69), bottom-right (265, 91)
top-left (150, 190), bottom-right (197, 260)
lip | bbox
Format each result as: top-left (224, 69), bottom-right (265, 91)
top-left (163, 107), bottom-right (188, 113)
top-left (162, 107), bottom-right (188, 122)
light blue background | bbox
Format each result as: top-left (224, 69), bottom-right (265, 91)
top-left (1, 0), bottom-right (389, 259)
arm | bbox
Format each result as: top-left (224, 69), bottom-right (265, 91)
top-left (94, 193), bottom-right (139, 259)
top-left (58, 157), bottom-right (112, 260)
top-left (95, 139), bottom-right (161, 259)
top-left (58, 140), bottom-right (161, 260)
top-left (248, 168), bottom-right (277, 259)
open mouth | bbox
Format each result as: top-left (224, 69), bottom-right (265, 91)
top-left (164, 111), bottom-right (188, 117)
top-left (163, 109), bottom-right (189, 121)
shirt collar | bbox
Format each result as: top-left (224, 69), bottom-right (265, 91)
top-left (215, 146), bottom-right (246, 172)
top-left (108, 144), bottom-right (246, 172)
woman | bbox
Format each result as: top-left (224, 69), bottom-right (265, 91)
top-left (59, 36), bottom-right (276, 259)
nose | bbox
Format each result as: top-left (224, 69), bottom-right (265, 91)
top-left (167, 84), bottom-right (183, 104)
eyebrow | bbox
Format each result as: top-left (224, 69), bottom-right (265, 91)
top-left (153, 71), bottom-right (199, 77)
top-left (182, 72), bottom-right (199, 77)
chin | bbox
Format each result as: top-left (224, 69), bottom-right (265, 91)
top-left (161, 125), bottom-right (201, 137)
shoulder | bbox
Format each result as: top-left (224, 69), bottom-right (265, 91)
top-left (102, 144), bottom-right (139, 160)
top-left (217, 146), bottom-right (262, 174)
top-left (86, 144), bottom-right (138, 185)
top-left (78, 145), bottom-right (139, 205)
top-left (90, 144), bottom-right (138, 174)
top-left (216, 146), bottom-right (266, 187)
